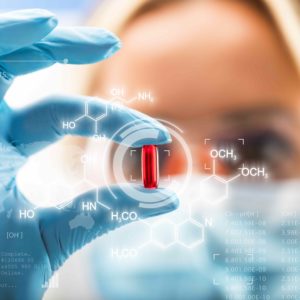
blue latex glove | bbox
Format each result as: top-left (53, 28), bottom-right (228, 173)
top-left (0, 9), bottom-right (179, 300)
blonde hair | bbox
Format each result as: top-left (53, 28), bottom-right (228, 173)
top-left (82, 0), bottom-right (300, 91)
top-left (67, 0), bottom-right (300, 98)
top-left (263, 0), bottom-right (300, 76)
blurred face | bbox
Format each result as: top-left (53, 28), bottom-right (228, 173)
top-left (96, 0), bottom-right (300, 179)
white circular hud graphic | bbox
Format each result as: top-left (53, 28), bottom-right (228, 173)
top-left (102, 119), bottom-right (192, 209)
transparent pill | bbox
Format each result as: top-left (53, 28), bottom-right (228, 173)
top-left (141, 145), bottom-right (159, 188)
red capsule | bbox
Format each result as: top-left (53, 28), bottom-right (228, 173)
top-left (141, 145), bottom-right (159, 189)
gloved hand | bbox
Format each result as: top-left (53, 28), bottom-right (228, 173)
top-left (0, 9), bottom-right (179, 300)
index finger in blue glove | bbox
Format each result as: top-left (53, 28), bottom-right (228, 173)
top-left (39, 185), bottom-right (179, 272)
top-left (0, 9), bottom-right (58, 56)
top-left (9, 95), bottom-right (172, 156)
top-left (0, 9), bottom-right (58, 98)
top-left (0, 27), bottom-right (121, 76)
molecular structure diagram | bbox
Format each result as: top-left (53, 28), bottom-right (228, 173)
top-left (61, 87), bottom-right (154, 140)
top-left (109, 137), bottom-right (269, 258)
top-left (21, 88), bottom-right (268, 257)
top-left (19, 88), bottom-right (154, 221)
top-left (58, 88), bottom-right (154, 210)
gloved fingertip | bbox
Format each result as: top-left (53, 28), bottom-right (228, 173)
top-left (151, 130), bottom-right (172, 146)
top-left (129, 125), bottom-right (172, 147)
top-left (98, 29), bottom-right (121, 46)
top-left (38, 27), bottom-right (121, 64)
top-left (140, 198), bottom-right (179, 219)
top-left (29, 9), bottom-right (58, 28)
top-left (103, 40), bottom-right (122, 59)
top-left (49, 16), bottom-right (58, 28)
top-left (134, 188), bottom-right (180, 219)
top-left (84, 28), bottom-right (122, 62)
